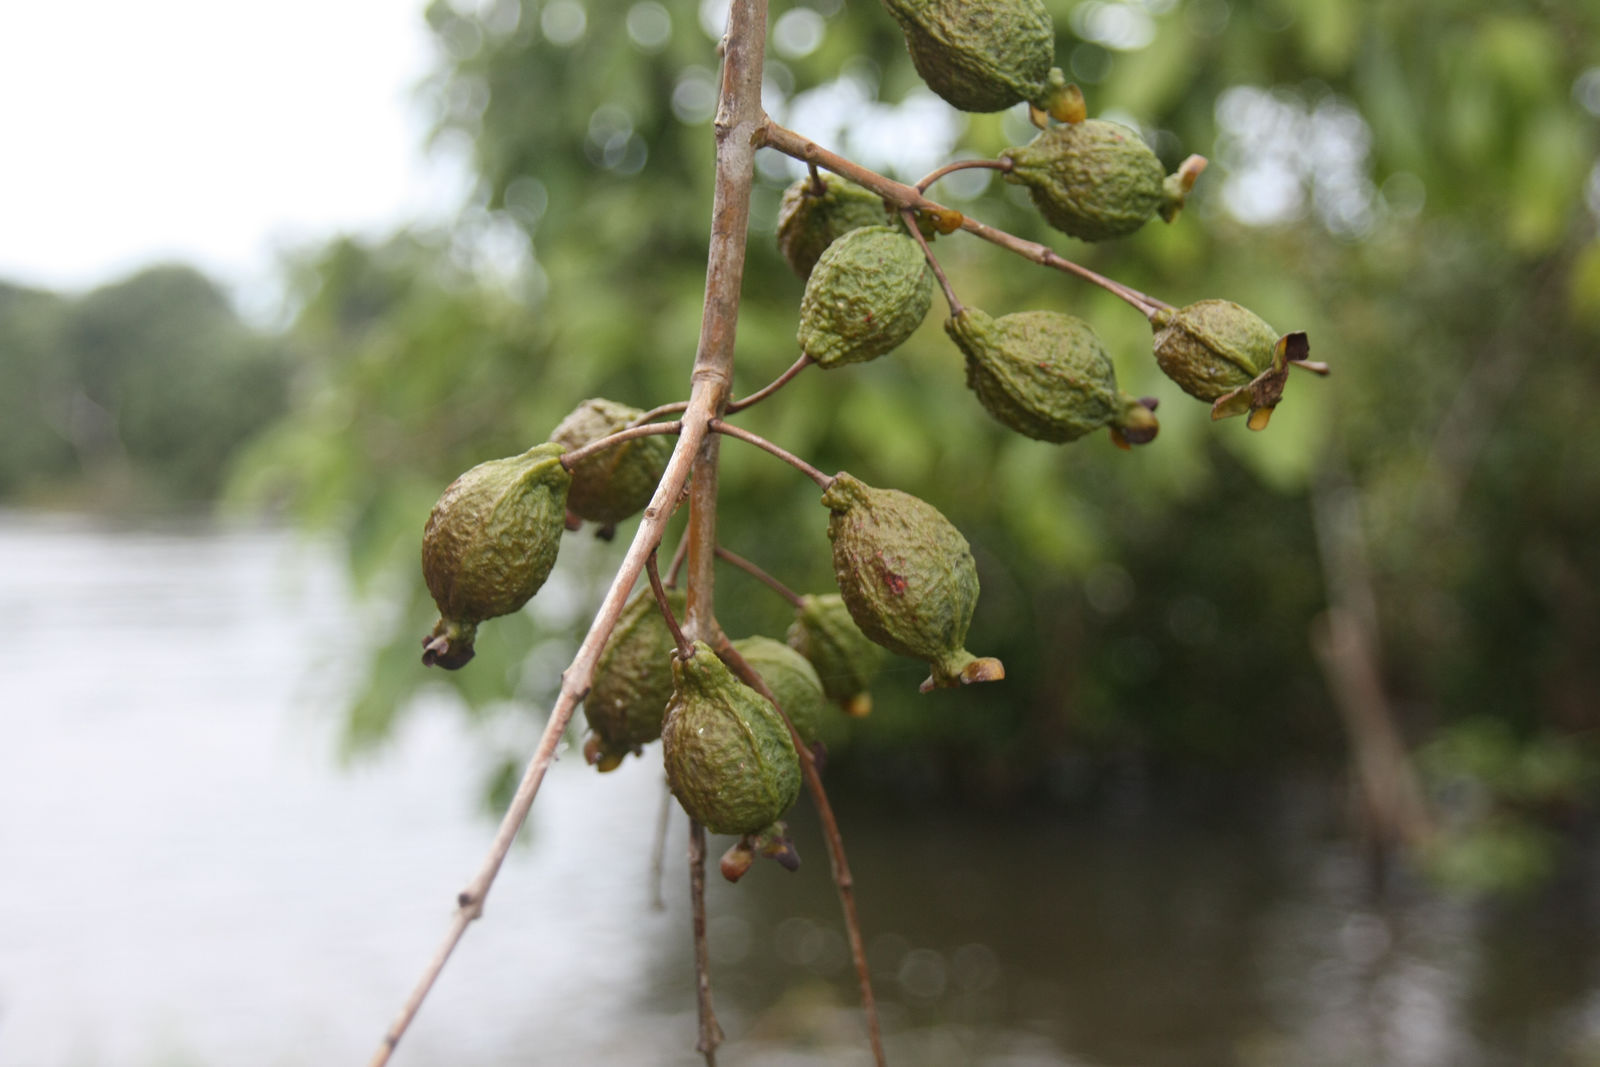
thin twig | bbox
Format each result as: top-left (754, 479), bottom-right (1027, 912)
top-left (560, 420), bottom-right (683, 470)
top-left (650, 777), bottom-right (673, 911)
top-left (631, 400), bottom-right (691, 427)
top-left (366, 0), bottom-right (770, 1058)
top-left (807, 160), bottom-right (826, 195)
top-left (648, 548), bottom-right (692, 656)
top-left (915, 157), bottom-right (1011, 194)
top-left (689, 817), bottom-right (724, 1063)
top-left (759, 120), bottom-right (1172, 317)
top-left (709, 418), bottom-right (833, 489)
top-left (666, 534), bottom-right (691, 590)
top-left (715, 544), bottom-right (805, 608)
top-left (725, 354), bottom-right (815, 413)
top-left (901, 207), bottom-right (963, 316)
top-left (715, 640), bottom-right (885, 1066)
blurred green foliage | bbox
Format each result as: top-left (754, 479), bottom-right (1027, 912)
top-left (225, 0), bottom-right (1599, 875)
top-left (0, 267), bottom-right (289, 506)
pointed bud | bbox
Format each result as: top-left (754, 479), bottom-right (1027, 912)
top-left (420, 442), bottom-right (571, 668)
top-left (882, 0), bottom-right (1077, 119)
top-left (662, 643), bottom-right (802, 836)
top-left (1002, 120), bottom-right (1202, 241)
top-left (731, 635), bottom-right (828, 744)
top-left (776, 173), bottom-right (891, 279)
top-left (1150, 300), bottom-right (1324, 429)
top-left (582, 586), bottom-right (686, 770)
top-left (948, 307), bottom-right (1160, 446)
top-left (821, 473), bottom-right (1005, 692)
top-left (787, 593), bottom-right (885, 715)
top-left (798, 226), bottom-right (936, 369)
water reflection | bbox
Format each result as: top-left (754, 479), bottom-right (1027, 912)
top-left (1, 512), bottom-right (1596, 1065)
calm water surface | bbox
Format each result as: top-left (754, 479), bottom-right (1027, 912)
top-left (1, 512), bottom-right (1597, 1066)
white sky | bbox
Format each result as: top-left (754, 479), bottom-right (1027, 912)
top-left (0, 0), bottom-right (467, 305)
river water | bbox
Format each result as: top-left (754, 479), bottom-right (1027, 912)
top-left (1, 512), bottom-right (1597, 1066)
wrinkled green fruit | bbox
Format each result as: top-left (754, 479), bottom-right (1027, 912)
top-left (421, 442), bottom-right (571, 669)
top-left (731, 635), bottom-right (826, 744)
top-left (1002, 120), bottom-right (1194, 241)
top-left (549, 398), bottom-right (671, 525)
top-left (798, 226), bottom-right (935, 369)
top-left (662, 642), bottom-right (802, 836)
top-left (1150, 300), bottom-right (1323, 430)
top-left (882, 0), bottom-right (1076, 118)
top-left (948, 308), bottom-right (1160, 447)
top-left (786, 593), bottom-right (885, 717)
top-left (776, 173), bottom-right (889, 280)
top-left (822, 473), bottom-right (1005, 692)
top-left (583, 587), bottom-right (686, 771)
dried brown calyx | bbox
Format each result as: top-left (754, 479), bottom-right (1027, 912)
top-left (1150, 300), bottom-right (1326, 430)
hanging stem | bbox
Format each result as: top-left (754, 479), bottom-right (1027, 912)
top-left (666, 533), bottom-right (691, 589)
top-left (726, 353), bottom-right (814, 413)
top-left (648, 548), bottom-right (692, 657)
top-left (689, 817), bottom-right (724, 1064)
top-left (916, 157), bottom-right (1011, 194)
top-left (715, 639), bottom-right (885, 1067)
top-left (649, 777), bottom-right (673, 912)
top-left (759, 120), bottom-right (1173, 317)
top-left (709, 419), bottom-right (833, 489)
top-left (901, 207), bottom-right (963, 316)
top-left (560, 420), bottom-right (683, 470)
top-left (715, 544), bottom-right (805, 608)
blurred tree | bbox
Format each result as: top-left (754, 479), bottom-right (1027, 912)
top-left (236, 0), bottom-right (1600, 873)
top-left (0, 266), bottom-right (290, 505)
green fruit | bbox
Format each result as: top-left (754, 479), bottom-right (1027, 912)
top-left (786, 593), bottom-right (885, 716)
top-left (420, 442), bottom-right (571, 669)
top-left (798, 226), bottom-right (935, 369)
top-left (948, 308), bottom-right (1160, 447)
top-left (550, 398), bottom-right (672, 525)
top-left (731, 635), bottom-right (827, 744)
top-left (1150, 300), bottom-right (1322, 430)
top-left (583, 587), bottom-right (686, 771)
top-left (821, 472), bottom-right (1005, 692)
top-left (776, 173), bottom-right (890, 280)
top-left (881, 0), bottom-right (1077, 118)
top-left (662, 642), bottom-right (802, 836)
top-left (1002, 120), bottom-right (1194, 241)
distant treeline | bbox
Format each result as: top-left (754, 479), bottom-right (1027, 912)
top-left (0, 266), bottom-right (290, 507)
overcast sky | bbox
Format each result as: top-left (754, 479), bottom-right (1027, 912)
top-left (0, 0), bottom-right (466, 303)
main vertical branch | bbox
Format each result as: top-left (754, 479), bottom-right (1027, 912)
top-left (682, 0), bottom-right (768, 645)
top-left (366, 4), bottom-right (768, 1063)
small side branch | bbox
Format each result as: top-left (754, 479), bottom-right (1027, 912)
top-left (709, 418), bottom-right (833, 489)
top-left (726, 354), bottom-right (814, 413)
top-left (689, 818), bottom-right (724, 1064)
top-left (916, 157), bottom-right (1011, 194)
top-left (648, 549), bottom-right (693, 656)
top-left (714, 544), bottom-right (805, 608)
top-left (715, 640), bottom-right (885, 1067)
top-left (901, 207), bottom-right (963, 316)
top-left (560, 420), bottom-right (684, 470)
top-left (760, 120), bottom-right (1171, 317)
